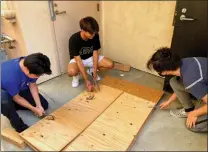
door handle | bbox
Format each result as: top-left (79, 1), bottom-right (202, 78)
top-left (180, 15), bottom-right (195, 21)
top-left (48, 1), bottom-right (56, 21)
top-left (55, 10), bottom-right (66, 15)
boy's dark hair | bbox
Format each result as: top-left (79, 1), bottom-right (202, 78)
top-left (146, 47), bottom-right (181, 74)
top-left (79, 16), bottom-right (99, 34)
top-left (24, 53), bottom-right (52, 75)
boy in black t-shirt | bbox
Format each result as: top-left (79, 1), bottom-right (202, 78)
top-left (68, 17), bottom-right (113, 91)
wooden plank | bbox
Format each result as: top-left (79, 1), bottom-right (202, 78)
top-left (20, 85), bottom-right (123, 151)
top-left (21, 139), bottom-right (39, 151)
top-left (64, 93), bottom-right (155, 151)
top-left (1, 128), bottom-right (26, 149)
top-left (113, 62), bottom-right (131, 72)
top-left (100, 76), bottom-right (164, 103)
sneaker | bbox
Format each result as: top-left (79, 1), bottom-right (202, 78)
top-left (12, 118), bottom-right (29, 133)
top-left (72, 74), bottom-right (80, 88)
top-left (170, 108), bottom-right (187, 118)
top-left (18, 124), bottom-right (29, 133)
top-left (87, 68), bottom-right (101, 81)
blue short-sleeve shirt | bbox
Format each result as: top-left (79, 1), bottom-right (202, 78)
top-left (1, 57), bottom-right (37, 96)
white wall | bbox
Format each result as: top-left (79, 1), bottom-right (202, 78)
top-left (101, 1), bottom-right (176, 75)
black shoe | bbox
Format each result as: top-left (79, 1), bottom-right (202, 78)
top-left (20, 124), bottom-right (29, 132)
top-left (16, 123), bottom-right (29, 133)
top-left (12, 118), bottom-right (29, 133)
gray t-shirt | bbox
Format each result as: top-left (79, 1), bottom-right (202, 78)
top-left (180, 57), bottom-right (208, 99)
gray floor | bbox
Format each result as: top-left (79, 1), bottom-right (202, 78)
top-left (2, 69), bottom-right (207, 151)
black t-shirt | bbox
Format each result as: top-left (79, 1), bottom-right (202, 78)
top-left (68, 31), bottom-right (101, 60)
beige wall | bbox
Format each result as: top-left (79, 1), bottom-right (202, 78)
top-left (1, 1), bottom-right (28, 59)
top-left (101, 1), bottom-right (176, 74)
top-left (1, 1), bottom-right (176, 78)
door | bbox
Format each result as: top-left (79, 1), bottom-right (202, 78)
top-left (164, 1), bottom-right (208, 93)
top-left (52, 1), bottom-right (100, 74)
top-left (171, 0), bottom-right (208, 57)
top-left (6, 1), bottom-right (62, 84)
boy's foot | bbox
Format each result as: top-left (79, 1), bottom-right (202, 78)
top-left (170, 108), bottom-right (187, 118)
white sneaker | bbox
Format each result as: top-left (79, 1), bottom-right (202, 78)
top-left (87, 68), bottom-right (101, 81)
top-left (170, 108), bottom-right (187, 118)
top-left (72, 75), bottom-right (79, 88)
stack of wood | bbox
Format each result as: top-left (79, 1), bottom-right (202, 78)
top-left (1, 114), bottom-right (26, 150)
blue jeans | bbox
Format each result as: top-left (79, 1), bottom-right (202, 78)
top-left (1, 89), bottom-right (48, 132)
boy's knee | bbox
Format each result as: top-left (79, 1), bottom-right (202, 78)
top-left (186, 122), bottom-right (208, 133)
top-left (108, 61), bottom-right (114, 69)
top-left (169, 76), bottom-right (178, 89)
top-left (186, 126), bottom-right (200, 132)
top-left (68, 69), bottom-right (78, 77)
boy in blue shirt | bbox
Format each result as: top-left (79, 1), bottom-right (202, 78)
top-left (1, 53), bottom-right (52, 132)
top-left (147, 47), bottom-right (207, 132)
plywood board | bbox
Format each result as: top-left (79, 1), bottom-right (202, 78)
top-left (20, 85), bottom-right (123, 151)
top-left (64, 93), bottom-right (155, 151)
top-left (1, 128), bottom-right (26, 149)
top-left (100, 76), bottom-right (164, 103)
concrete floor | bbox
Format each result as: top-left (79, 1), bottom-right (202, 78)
top-left (2, 69), bottom-right (207, 151)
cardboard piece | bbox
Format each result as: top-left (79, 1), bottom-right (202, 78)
top-left (113, 62), bottom-right (131, 72)
top-left (1, 128), bottom-right (26, 149)
top-left (100, 76), bottom-right (164, 103)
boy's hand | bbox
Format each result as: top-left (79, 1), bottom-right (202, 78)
top-left (186, 111), bottom-right (198, 128)
top-left (36, 105), bottom-right (45, 114)
top-left (85, 80), bottom-right (94, 92)
top-left (32, 107), bottom-right (44, 117)
top-left (159, 100), bottom-right (171, 109)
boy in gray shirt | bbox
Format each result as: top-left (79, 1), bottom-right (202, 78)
top-left (147, 47), bottom-right (207, 132)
